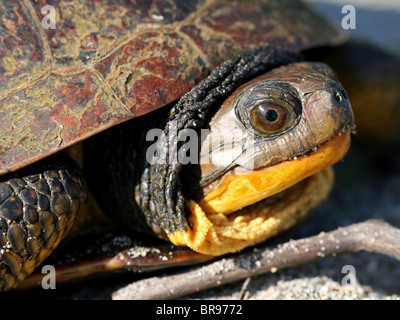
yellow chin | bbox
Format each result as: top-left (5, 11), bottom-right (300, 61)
top-left (167, 131), bottom-right (350, 256)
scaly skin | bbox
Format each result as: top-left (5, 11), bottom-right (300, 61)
top-left (0, 154), bottom-right (87, 291)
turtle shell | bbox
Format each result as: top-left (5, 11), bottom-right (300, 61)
top-left (0, 0), bottom-right (343, 175)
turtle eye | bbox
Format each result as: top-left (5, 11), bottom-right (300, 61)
top-left (250, 101), bottom-right (293, 135)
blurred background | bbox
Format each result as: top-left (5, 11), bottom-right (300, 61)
top-left (307, 0), bottom-right (400, 54)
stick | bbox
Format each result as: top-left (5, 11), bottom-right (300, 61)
top-left (237, 277), bottom-right (252, 300)
top-left (112, 219), bottom-right (400, 300)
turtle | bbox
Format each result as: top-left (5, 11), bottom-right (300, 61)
top-left (0, 0), bottom-right (359, 292)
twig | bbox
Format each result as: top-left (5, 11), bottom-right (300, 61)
top-left (112, 219), bottom-right (400, 300)
top-left (237, 277), bottom-right (251, 300)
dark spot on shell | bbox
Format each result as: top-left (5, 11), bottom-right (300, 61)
top-left (33, 179), bottom-right (50, 194)
top-left (44, 170), bottom-right (60, 179)
top-left (56, 215), bottom-right (67, 232)
top-left (9, 179), bottom-right (26, 191)
top-left (43, 226), bottom-right (55, 240)
top-left (20, 188), bottom-right (37, 205)
top-left (51, 193), bottom-right (70, 216)
top-left (1, 251), bottom-right (22, 276)
top-left (0, 183), bottom-right (12, 204)
top-left (24, 206), bottom-right (38, 224)
top-left (28, 223), bottom-right (42, 238)
top-left (50, 180), bottom-right (64, 193)
top-left (0, 196), bottom-right (23, 221)
top-left (45, 231), bottom-right (58, 248)
top-left (0, 217), bottom-right (8, 230)
top-left (27, 237), bottom-right (41, 257)
top-left (64, 178), bottom-right (82, 199)
top-left (0, 231), bottom-right (6, 247)
top-left (8, 223), bottom-right (26, 252)
top-left (1, 273), bottom-right (16, 289)
top-left (70, 199), bottom-right (81, 216)
top-left (59, 170), bottom-right (71, 180)
top-left (24, 174), bottom-right (39, 183)
top-left (38, 194), bottom-right (50, 211)
top-left (39, 211), bottom-right (55, 229)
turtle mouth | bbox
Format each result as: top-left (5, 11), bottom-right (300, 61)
top-left (197, 127), bottom-right (352, 215)
top-left (167, 129), bottom-right (351, 255)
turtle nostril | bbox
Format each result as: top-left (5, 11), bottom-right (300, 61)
top-left (341, 89), bottom-right (347, 100)
top-left (334, 91), bottom-right (342, 102)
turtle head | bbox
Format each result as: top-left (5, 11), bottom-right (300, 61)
top-left (169, 62), bottom-right (355, 255)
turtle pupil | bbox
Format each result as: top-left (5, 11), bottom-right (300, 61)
top-left (265, 109), bottom-right (278, 122)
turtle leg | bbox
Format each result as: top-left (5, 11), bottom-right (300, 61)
top-left (0, 153), bottom-right (87, 291)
